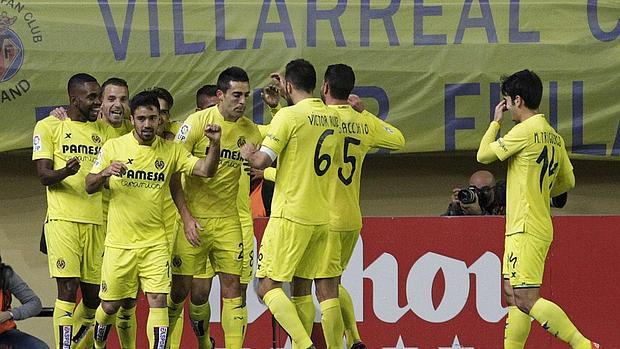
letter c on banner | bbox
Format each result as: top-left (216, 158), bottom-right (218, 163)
top-left (407, 252), bottom-right (469, 323)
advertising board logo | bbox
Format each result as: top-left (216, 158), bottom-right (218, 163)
top-left (0, 11), bottom-right (23, 83)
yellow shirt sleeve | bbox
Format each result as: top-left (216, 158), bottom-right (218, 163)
top-left (263, 167), bottom-right (277, 182)
top-left (261, 110), bottom-right (291, 156)
top-left (173, 143), bottom-right (200, 175)
top-left (550, 145), bottom-right (576, 196)
top-left (477, 121), bottom-right (501, 163)
top-left (32, 118), bottom-right (54, 160)
top-left (364, 111), bottom-right (405, 150)
top-left (175, 113), bottom-right (204, 151)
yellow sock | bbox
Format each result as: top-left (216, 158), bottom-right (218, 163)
top-left (291, 295), bottom-right (315, 349)
top-left (504, 306), bottom-right (531, 349)
top-left (93, 305), bottom-right (116, 349)
top-left (168, 307), bottom-right (184, 349)
top-left (264, 288), bottom-right (313, 349)
top-left (147, 307), bottom-right (169, 349)
top-left (320, 298), bottom-right (344, 349)
top-left (189, 301), bottom-right (212, 349)
top-left (167, 295), bottom-right (184, 345)
top-left (53, 299), bottom-right (75, 349)
top-left (116, 306), bottom-right (137, 349)
top-left (339, 285), bottom-right (361, 346)
top-left (529, 298), bottom-right (591, 349)
top-left (222, 296), bottom-right (246, 349)
top-left (72, 301), bottom-right (96, 348)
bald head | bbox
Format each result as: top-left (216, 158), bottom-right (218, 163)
top-left (469, 170), bottom-right (495, 189)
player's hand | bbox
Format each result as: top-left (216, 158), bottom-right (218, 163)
top-left (240, 143), bottom-right (257, 161)
top-left (348, 94), bottom-right (365, 113)
top-left (182, 215), bottom-right (203, 247)
top-left (64, 157), bottom-right (81, 175)
top-left (204, 124), bottom-right (221, 143)
top-left (51, 107), bottom-right (68, 120)
top-left (250, 167), bottom-right (264, 181)
top-left (101, 161), bottom-right (127, 177)
top-left (269, 72), bottom-right (286, 98)
top-left (261, 85), bottom-right (281, 108)
top-left (494, 99), bottom-right (507, 123)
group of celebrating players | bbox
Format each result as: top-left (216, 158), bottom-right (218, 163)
top-left (32, 59), bottom-right (404, 349)
top-left (32, 59), bottom-right (601, 349)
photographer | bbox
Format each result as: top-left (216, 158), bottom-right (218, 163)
top-left (443, 170), bottom-right (506, 216)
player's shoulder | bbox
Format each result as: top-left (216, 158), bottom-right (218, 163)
top-left (36, 115), bottom-right (61, 128)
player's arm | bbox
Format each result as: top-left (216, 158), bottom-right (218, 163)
top-left (550, 146), bottom-right (575, 197)
top-left (170, 173), bottom-right (202, 247)
top-left (240, 143), bottom-right (275, 170)
top-left (35, 158), bottom-right (81, 186)
top-left (191, 124), bottom-right (221, 177)
top-left (366, 111), bottom-right (406, 150)
top-left (85, 161), bottom-right (127, 194)
top-left (477, 100), bottom-right (507, 164)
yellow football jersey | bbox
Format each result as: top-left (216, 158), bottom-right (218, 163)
top-left (175, 106), bottom-right (262, 218)
top-left (261, 98), bottom-right (341, 225)
top-left (32, 116), bottom-right (114, 224)
top-left (328, 106), bottom-right (405, 231)
top-left (91, 133), bottom-right (199, 248)
top-left (100, 118), bottom-right (133, 223)
top-left (489, 114), bottom-right (574, 241)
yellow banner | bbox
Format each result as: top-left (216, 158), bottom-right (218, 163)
top-left (1, 1), bottom-right (619, 158)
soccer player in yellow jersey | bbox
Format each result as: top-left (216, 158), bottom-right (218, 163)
top-left (86, 90), bottom-right (221, 349)
top-left (170, 67), bottom-right (262, 349)
top-left (321, 64), bottom-right (404, 349)
top-left (32, 73), bottom-right (111, 349)
top-left (241, 59), bottom-right (341, 349)
top-left (477, 70), bottom-right (600, 349)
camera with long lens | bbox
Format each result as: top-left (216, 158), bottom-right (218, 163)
top-left (457, 186), bottom-right (480, 204)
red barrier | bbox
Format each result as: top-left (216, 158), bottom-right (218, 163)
top-left (109, 216), bottom-right (619, 348)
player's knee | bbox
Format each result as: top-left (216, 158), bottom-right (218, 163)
top-left (101, 301), bottom-right (120, 315)
top-left (513, 293), bottom-right (536, 314)
top-left (190, 290), bottom-right (210, 305)
top-left (503, 280), bottom-right (516, 306)
top-left (57, 278), bottom-right (80, 301)
top-left (219, 274), bottom-right (241, 298)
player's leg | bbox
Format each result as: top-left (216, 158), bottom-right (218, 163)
top-left (211, 217), bottom-right (245, 349)
top-left (238, 221), bottom-right (255, 341)
top-left (140, 244), bottom-right (173, 349)
top-left (502, 235), bottom-right (531, 349)
top-left (310, 226), bottom-right (343, 349)
top-left (169, 217), bottom-right (209, 341)
top-left (510, 234), bottom-right (594, 349)
top-left (338, 230), bottom-right (364, 348)
top-left (116, 298), bottom-right (138, 349)
top-left (73, 223), bottom-right (104, 348)
top-left (291, 276), bottom-right (315, 344)
top-left (45, 220), bottom-right (82, 349)
top-left (256, 218), bottom-right (317, 349)
top-left (190, 266), bottom-right (216, 349)
top-left (95, 246), bottom-right (140, 348)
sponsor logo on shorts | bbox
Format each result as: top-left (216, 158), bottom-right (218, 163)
top-left (172, 256), bottom-right (182, 268)
top-left (154, 158), bottom-right (165, 170)
top-left (56, 258), bottom-right (66, 270)
top-left (101, 280), bottom-right (108, 293)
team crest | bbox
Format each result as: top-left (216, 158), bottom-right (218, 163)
top-left (0, 12), bottom-right (23, 83)
top-left (56, 258), bottom-right (66, 270)
top-left (101, 281), bottom-right (108, 293)
top-left (91, 134), bottom-right (102, 144)
top-left (237, 136), bottom-right (246, 148)
top-left (154, 159), bottom-right (165, 170)
top-left (172, 256), bottom-right (182, 268)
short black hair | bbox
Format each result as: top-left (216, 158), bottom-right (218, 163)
top-left (285, 59), bottom-right (316, 94)
top-left (148, 87), bottom-right (174, 108)
top-left (101, 77), bottom-right (129, 96)
top-left (196, 84), bottom-right (218, 98)
top-left (324, 64), bottom-right (355, 100)
top-left (217, 67), bottom-right (249, 93)
top-left (67, 73), bottom-right (98, 95)
top-left (129, 90), bottom-right (160, 115)
top-left (500, 69), bottom-right (543, 110)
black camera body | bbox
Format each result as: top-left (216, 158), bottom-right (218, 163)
top-left (457, 186), bottom-right (480, 204)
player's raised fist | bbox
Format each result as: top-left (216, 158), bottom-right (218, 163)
top-left (204, 123), bottom-right (221, 142)
top-left (64, 156), bottom-right (81, 175)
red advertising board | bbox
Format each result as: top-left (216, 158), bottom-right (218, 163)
top-left (109, 216), bottom-right (619, 348)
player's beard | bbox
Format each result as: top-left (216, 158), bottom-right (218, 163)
top-left (79, 103), bottom-right (99, 122)
top-left (139, 127), bottom-right (156, 143)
